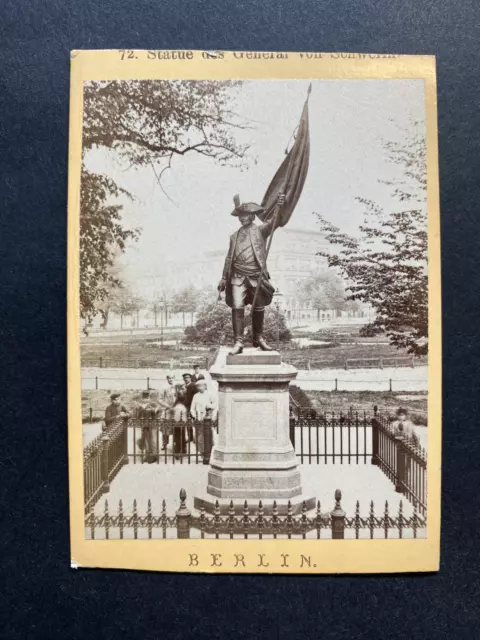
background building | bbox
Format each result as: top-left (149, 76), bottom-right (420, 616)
top-left (88, 227), bottom-right (372, 331)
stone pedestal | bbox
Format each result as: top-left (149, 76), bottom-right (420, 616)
top-left (194, 348), bottom-right (315, 514)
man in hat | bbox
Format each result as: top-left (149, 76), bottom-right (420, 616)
top-left (161, 374), bottom-right (177, 450)
top-left (141, 390), bottom-right (168, 463)
top-left (218, 193), bottom-right (285, 355)
top-left (192, 364), bottom-right (203, 383)
top-left (190, 378), bottom-right (217, 460)
top-left (104, 393), bottom-right (130, 427)
top-left (134, 391), bottom-right (153, 458)
top-left (183, 372), bottom-right (199, 442)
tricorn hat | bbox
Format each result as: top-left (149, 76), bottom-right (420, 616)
top-left (231, 194), bottom-right (265, 217)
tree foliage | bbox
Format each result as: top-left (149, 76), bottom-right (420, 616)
top-left (108, 286), bottom-right (144, 329)
top-left (170, 285), bottom-right (198, 326)
top-left (83, 79), bottom-right (249, 169)
top-left (315, 122), bottom-right (428, 355)
top-left (297, 271), bottom-right (360, 315)
top-left (80, 80), bottom-right (250, 319)
top-left (184, 303), bottom-right (292, 345)
top-left (79, 169), bottom-right (138, 321)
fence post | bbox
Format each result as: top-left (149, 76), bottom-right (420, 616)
top-left (101, 434), bottom-right (110, 493)
top-left (334, 378), bottom-right (338, 392)
top-left (344, 359), bottom-right (348, 370)
top-left (95, 376), bottom-right (98, 390)
top-left (147, 377), bottom-right (150, 391)
top-left (411, 357), bottom-right (415, 368)
top-left (289, 416), bottom-right (296, 448)
top-left (176, 488), bottom-right (191, 539)
top-left (389, 378), bottom-right (392, 392)
top-left (371, 416), bottom-right (379, 466)
top-left (89, 407), bottom-right (93, 423)
top-left (395, 435), bottom-right (406, 493)
top-left (307, 359), bottom-right (311, 371)
top-left (100, 357), bottom-right (103, 369)
top-left (123, 418), bottom-right (129, 465)
top-left (380, 357), bottom-right (383, 370)
top-left (330, 489), bottom-right (345, 539)
top-left (203, 419), bottom-right (213, 465)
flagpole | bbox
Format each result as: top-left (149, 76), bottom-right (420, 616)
top-left (250, 84), bottom-right (311, 316)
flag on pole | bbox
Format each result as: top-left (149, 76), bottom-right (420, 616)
top-left (258, 86), bottom-right (311, 228)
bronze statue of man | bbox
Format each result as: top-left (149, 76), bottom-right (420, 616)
top-left (218, 193), bottom-right (285, 355)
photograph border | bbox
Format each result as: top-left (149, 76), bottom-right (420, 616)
top-left (68, 50), bottom-right (441, 573)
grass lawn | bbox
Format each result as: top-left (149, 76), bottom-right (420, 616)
top-left (283, 343), bottom-right (422, 369)
top-left (81, 332), bottom-right (422, 370)
top-left (81, 341), bottom-right (215, 368)
top-left (290, 387), bottom-right (428, 424)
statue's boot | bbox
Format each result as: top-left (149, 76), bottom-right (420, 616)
top-left (252, 307), bottom-right (273, 351)
top-left (229, 308), bottom-right (244, 355)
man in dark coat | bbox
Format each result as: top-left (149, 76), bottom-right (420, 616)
top-left (104, 393), bottom-right (130, 427)
top-left (192, 364), bottom-right (203, 382)
top-left (218, 193), bottom-right (285, 355)
top-left (183, 372), bottom-right (200, 442)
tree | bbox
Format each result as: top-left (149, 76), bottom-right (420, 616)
top-left (80, 169), bottom-right (138, 322)
top-left (171, 285), bottom-right (199, 326)
top-left (80, 80), bottom-right (251, 319)
top-left (150, 300), bottom-right (162, 328)
top-left (129, 295), bottom-right (144, 329)
top-left (297, 271), bottom-right (349, 318)
top-left (83, 80), bottom-right (250, 169)
top-left (185, 303), bottom-right (292, 345)
top-left (315, 121), bottom-right (427, 355)
top-left (108, 286), bottom-right (143, 330)
top-left (196, 284), bottom-right (218, 311)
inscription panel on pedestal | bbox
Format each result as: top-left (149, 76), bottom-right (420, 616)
top-left (231, 399), bottom-right (276, 440)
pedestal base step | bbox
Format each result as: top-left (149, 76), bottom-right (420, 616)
top-left (226, 350), bottom-right (281, 366)
top-left (194, 494), bottom-right (317, 515)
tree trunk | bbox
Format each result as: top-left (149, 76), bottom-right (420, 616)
top-left (154, 308), bottom-right (158, 328)
top-left (120, 313), bottom-right (123, 330)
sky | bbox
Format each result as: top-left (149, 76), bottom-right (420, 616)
top-left (85, 78), bottom-right (426, 289)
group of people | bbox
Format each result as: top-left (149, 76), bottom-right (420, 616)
top-left (103, 364), bottom-right (218, 463)
top-left (158, 365), bottom-right (218, 459)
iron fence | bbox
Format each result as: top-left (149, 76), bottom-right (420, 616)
top-left (372, 410), bottom-right (427, 516)
top-left (83, 412), bottom-right (427, 515)
top-left (291, 411), bottom-right (372, 465)
top-left (82, 357), bottom-right (211, 370)
top-left (127, 417), bottom-right (219, 466)
top-left (85, 488), bottom-right (426, 540)
top-left (81, 374), bottom-right (424, 394)
top-left (343, 356), bottom-right (427, 370)
top-left (84, 417), bottom-right (128, 513)
top-left (85, 415), bottom-right (372, 467)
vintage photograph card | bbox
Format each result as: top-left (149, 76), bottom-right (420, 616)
top-left (68, 50), bottom-right (441, 573)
